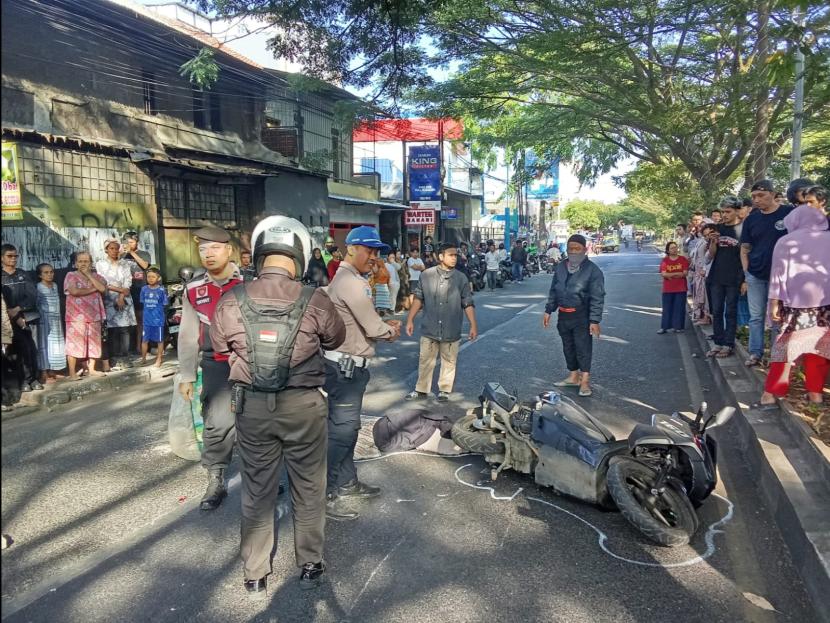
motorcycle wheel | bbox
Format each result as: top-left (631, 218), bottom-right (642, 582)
top-left (451, 411), bottom-right (504, 455)
top-left (606, 457), bottom-right (699, 547)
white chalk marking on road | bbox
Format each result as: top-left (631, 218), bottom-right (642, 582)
top-left (355, 450), bottom-right (472, 463)
top-left (453, 464), bottom-right (523, 501)
top-left (1, 474), bottom-right (243, 620)
top-left (396, 499), bottom-right (415, 503)
top-left (348, 534), bottom-right (409, 616)
top-left (454, 464), bottom-right (735, 569)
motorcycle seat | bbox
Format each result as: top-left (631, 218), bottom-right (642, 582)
top-left (555, 401), bottom-right (638, 443)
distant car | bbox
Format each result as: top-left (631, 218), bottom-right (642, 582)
top-left (600, 237), bottom-right (620, 253)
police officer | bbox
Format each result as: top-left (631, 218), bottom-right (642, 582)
top-left (178, 226), bottom-right (242, 511)
top-left (324, 226), bottom-right (401, 520)
top-left (210, 216), bottom-right (346, 596)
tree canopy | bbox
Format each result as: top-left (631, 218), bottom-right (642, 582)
top-left (192, 0), bottom-right (830, 196)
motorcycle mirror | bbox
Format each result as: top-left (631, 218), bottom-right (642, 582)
top-left (704, 407), bottom-right (735, 431)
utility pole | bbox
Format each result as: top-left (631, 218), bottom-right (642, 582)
top-left (790, 7), bottom-right (805, 179)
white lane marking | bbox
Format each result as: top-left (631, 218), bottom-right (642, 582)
top-left (457, 300), bottom-right (545, 354)
top-left (454, 464), bottom-right (735, 569)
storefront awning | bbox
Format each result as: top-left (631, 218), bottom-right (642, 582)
top-left (328, 194), bottom-right (408, 210)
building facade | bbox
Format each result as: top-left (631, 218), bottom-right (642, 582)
top-left (1, 0), bottom-right (386, 276)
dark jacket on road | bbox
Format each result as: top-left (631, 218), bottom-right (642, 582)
top-left (544, 260), bottom-right (605, 324)
top-left (413, 266), bottom-right (474, 342)
top-left (210, 267), bottom-right (346, 388)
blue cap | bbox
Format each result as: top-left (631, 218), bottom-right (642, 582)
top-left (345, 226), bottom-right (390, 251)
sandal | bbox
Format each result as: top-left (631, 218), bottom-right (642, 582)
top-left (744, 354), bottom-right (762, 367)
top-left (715, 348), bottom-right (733, 358)
top-left (750, 401), bottom-right (779, 412)
top-left (553, 379), bottom-right (580, 387)
top-left (706, 347), bottom-right (722, 357)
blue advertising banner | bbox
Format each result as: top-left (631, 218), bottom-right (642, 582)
top-left (525, 151), bottom-right (560, 200)
top-left (408, 145), bottom-right (441, 203)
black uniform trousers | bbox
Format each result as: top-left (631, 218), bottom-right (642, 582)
top-left (236, 388), bottom-right (328, 581)
top-left (557, 311), bottom-right (593, 373)
top-left (323, 361), bottom-right (370, 496)
top-left (200, 355), bottom-right (236, 470)
top-left (11, 323), bottom-right (39, 386)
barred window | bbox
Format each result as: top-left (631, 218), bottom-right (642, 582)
top-left (157, 177), bottom-right (236, 225)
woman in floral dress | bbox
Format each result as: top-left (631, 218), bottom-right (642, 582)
top-left (96, 238), bottom-right (135, 366)
top-left (756, 205), bottom-right (830, 408)
top-left (64, 251), bottom-right (108, 380)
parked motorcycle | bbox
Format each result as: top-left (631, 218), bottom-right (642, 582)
top-left (526, 253), bottom-right (541, 275)
top-left (165, 266), bottom-right (199, 349)
top-left (498, 259), bottom-right (514, 284)
top-left (451, 383), bottom-right (735, 546)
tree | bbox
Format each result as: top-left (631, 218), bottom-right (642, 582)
top-left (191, 0), bottom-right (829, 196)
top-left (563, 199), bottom-right (605, 231)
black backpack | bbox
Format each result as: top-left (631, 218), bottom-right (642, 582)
top-left (232, 284), bottom-right (316, 392)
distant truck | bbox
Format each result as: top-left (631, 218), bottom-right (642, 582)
top-left (620, 225), bottom-right (634, 240)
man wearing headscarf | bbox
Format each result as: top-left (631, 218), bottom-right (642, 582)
top-left (542, 234), bottom-right (606, 397)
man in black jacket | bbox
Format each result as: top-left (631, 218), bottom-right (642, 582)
top-left (542, 235), bottom-right (605, 397)
top-left (1, 244), bottom-right (42, 392)
top-left (510, 240), bottom-right (527, 282)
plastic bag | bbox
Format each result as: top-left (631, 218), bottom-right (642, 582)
top-left (168, 370), bottom-right (204, 461)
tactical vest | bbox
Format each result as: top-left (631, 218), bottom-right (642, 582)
top-left (233, 284), bottom-right (316, 392)
top-left (186, 274), bottom-right (242, 358)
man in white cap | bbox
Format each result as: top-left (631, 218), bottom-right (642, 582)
top-left (323, 226), bottom-right (401, 520)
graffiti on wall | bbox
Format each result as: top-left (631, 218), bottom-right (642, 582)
top-left (2, 224), bottom-right (156, 271)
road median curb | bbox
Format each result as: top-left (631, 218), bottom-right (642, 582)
top-left (691, 323), bottom-right (830, 622)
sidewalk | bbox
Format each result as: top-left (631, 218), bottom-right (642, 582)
top-left (2, 356), bottom-right (180, 421)
top-left (691, 321), bottom-right (830, 623)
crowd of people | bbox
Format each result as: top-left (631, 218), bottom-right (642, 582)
top-left (660, 179), bottom-right (829, 408)
top-left (3, 182), bottom-right (825, 596)
top-left (1, 232), bottom-right (167, 410)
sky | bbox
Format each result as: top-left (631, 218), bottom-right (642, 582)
top-left (137, 0), bottom-right (630, 202)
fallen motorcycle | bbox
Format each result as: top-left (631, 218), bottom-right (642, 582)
top-left (451, 383), bottom-right (734, 546)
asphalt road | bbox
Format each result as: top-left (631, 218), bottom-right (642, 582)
top-left (0, 248), bottom-right (817, 622)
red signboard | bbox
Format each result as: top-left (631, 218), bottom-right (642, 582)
top-left (353, 118), bottom-right (464, 143)
top-left (405, 209), bottom-right (436, 226)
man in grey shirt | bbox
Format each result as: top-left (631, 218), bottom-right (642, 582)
top-left (405, 243), bottom-right (478, 403)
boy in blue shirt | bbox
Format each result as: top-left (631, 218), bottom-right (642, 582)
top-left (139, 267), bottom-right (168, 367)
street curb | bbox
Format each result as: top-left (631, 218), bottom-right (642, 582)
top-left (691, 323), bottom-right (830, 622)
top-left (1, 362), bottom-right (179, 422)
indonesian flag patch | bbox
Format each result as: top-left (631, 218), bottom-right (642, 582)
top-left (259, 330), bottom-right (278, 343)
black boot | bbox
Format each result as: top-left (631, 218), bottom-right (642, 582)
top-left (244, 577), bottom-right (267, 599)
top-left (338, 480), bottom-right (381, 499)
top-left (325, 494), bottom-right (358, 521)
top-left (299, 562), bottom-right (325, 590)
top-left (200, 468), bottom-right (227, 511)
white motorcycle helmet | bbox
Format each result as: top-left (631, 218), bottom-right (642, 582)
top-left (250, 215), bottom-right (312, 279)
